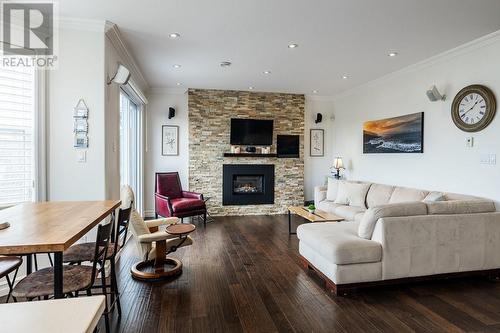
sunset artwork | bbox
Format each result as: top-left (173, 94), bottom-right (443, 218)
top-left (363, 112), bottom-right (424, 153)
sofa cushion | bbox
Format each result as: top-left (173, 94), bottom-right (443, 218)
top-left (334, 206), bottom-right (366, 221)
top-left (326, 177), bottom-right (339, 201)
top-left (297, 221), bottom-right (382, 265)
top-left (427, 200), bottom-right (496, 215)
top-left (424, 191), bottom-right (446, 202)
top-left (317, 200), bottom-right (342, 213)
top-left (170, 198), bottom-right (206, 213)
top-left (334, 181), bottom-right (371, 208)
top-left (366, 184), bottom-right (395, 208)
top-left (389, 187), bottom-right (429, 204)
top-left (354, 212), bottom-right (365, 223)
top-left (358, 202), bottom-right (428, 239)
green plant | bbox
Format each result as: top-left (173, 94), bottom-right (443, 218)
top-left (307, 204), bottom-right (315, 211)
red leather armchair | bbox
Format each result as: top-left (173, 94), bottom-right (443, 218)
top-left (155, 172), bottom-right (207, 225)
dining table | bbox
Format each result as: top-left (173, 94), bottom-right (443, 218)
top-left (0, 200), bottom-right (121, 299)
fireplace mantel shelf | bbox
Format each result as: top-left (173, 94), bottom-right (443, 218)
top-left (224, 153), bottom-right (278, 158)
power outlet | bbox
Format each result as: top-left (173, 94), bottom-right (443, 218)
top-left (466, 137), bottom-right (474, 148)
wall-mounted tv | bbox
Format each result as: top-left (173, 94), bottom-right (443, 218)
top-left (277, 135), bottom-right (299, 158)
top-left (230, 119), bottom-right (274, 146)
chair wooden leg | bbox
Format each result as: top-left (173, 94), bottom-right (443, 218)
top-left (100, 270), bottom-right (110, 333)
top-left (203, 213), bottom-right (207, 226)
top-left (110, 259), bottom-right (122, 316)
top-left (5, 266), bottom-right (19, 303)
top-left (47, 253), bottom-right (53, 267)
top-left (155, 213), bottom-right (158, 219)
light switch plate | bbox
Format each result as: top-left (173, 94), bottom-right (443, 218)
top-left (77, 150), bottom-right (87, 163)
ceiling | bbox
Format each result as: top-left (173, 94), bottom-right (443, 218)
top-left (60, 0), bottom-right (500, 96)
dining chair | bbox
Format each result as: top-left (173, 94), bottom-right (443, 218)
top-left (0, 256), bottom-right (22, 303)
top-left (63, 185), bottom-right (134, 316)
top-left (12, 222), bottom-right (114, 333)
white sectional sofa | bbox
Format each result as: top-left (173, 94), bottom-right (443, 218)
top-left (297, 178), bottom-right (500, 295)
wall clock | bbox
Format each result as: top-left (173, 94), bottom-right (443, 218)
top-left (451, 84), bottom-right (496, 132)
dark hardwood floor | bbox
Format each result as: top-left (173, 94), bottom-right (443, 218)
top-left (105, 215), bottom-right (500, 333)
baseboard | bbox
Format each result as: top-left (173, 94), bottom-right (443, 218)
top-left (144, 210), bottom-right (155, 218)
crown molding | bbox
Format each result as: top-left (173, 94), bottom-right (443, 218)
top-left (105, 21), bottom-right (149, 92)
top-left (306, 94), bottom-right (336, 102)
top-left (57, 17), bottom-right (106, 32)
top-left (333, 29), bottom-right (500, 101)
top-left (147, 87), bottom-right (188, 95)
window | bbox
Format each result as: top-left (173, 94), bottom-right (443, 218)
top-left (0, 66), bottom-right (36, 206)
top-left (120, 90), bottom-right (142, 211)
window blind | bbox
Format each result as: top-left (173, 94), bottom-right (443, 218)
top-left (0, 66), bottom-right (35, 206)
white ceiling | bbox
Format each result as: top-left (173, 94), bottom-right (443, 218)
top-left (60, 0), bottom-right (500, 96)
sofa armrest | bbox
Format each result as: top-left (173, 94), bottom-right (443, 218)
top-left (314, 185), bottom-right (327, 207)
top-left (371, 212), bottom-right (500, 280)
top-left (182, 191), bottom-right (203, 200)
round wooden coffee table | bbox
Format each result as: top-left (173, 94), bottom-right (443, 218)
top-left (131, 224), bottom-right (196, 281)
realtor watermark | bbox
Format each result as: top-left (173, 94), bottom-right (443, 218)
top-left (1, 1), bottom-right (58, 68)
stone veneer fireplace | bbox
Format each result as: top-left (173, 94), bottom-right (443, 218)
top-left (188, 89), bottom-right (304, 216)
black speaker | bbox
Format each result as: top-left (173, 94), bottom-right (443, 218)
top-left (245, 146), bottom-right (257, 153)
top-left (168, 107), bottom-right (175, 119)
top-left (315, 113), bottom-right (323, 124)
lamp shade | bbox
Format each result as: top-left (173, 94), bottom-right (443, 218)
top-left (333, 157), bottom-right (344, 170)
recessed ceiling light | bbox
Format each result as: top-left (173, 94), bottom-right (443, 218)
top-left (388, 52), bottom-right (398, 57)
top-left (173, 64), bottom-right (182, 69)
top-left (249, 86), bottom-right (254, 90)
top-left (220, 61), bottom-right (232, 67)
top-left (288, 43), bottom-right (298, 48)
top-left (169, 32), bottom-right (180, 39)
top-left (176, 82), bottom-right (182, 86)
top-left (263, 70), bottom-right (271, 74)
top-left (342, 75), bottom-right (349, 79)
top-left (312, 90), bottom-right (318, 94)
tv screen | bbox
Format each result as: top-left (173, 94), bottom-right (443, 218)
top-left (230, 119), bottom-right (273, 146)
top-left (277, 135), bottom-right (299, 158)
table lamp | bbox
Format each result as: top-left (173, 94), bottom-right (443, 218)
top-left (332, 157), bottom-right (344, 179)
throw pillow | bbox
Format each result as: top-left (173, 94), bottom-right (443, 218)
top-left (326, 177), bottom-right (339, 201)
top-left (334, 181), bottom-right (371, 208)
top-left (423, 191), bottom-right (446, 202)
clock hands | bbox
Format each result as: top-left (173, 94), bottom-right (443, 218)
top-left (461, 100), bottom-right (480, 118)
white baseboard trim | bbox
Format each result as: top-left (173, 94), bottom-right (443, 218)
top-left (144, 210), bottom-right (155, 218)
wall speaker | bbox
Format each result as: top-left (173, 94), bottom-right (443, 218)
top-left (426, 85), bottom-right (446, 102)
top-left (168, 107), bottom-right (175, 119)
top-left (315, 113), bottom-right (323, 124)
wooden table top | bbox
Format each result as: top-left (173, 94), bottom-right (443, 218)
top-left (288, 206), bottom-right (344, 222)
top-left (166, 223), bottom-right (196, 236)
top-left (0, 295), bottom-right (105, 333)
top-left (0, 201), bottom-right (121, 255)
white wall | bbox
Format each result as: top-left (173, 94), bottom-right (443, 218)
top-left (304, 97), bottom-right (335, 200)
top-left (144, 90), bottom-right (189, 216)
top-left (331, 32), bottom-right (500, 202)
top-left (48, 27), bottom-right (106, 200)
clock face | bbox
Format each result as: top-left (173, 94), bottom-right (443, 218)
top-left (451, 85), bottom-right (496, 132)
top-left (457, 92), bottom-right (487, 126)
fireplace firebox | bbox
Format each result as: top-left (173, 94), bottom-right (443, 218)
top-left (223, 164), bottom-right (274, 205)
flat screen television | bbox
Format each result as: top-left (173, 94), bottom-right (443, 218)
top-left (230, 119), bottom-right (273, 146)
top-left (277, 135), bottom-right (299, 158)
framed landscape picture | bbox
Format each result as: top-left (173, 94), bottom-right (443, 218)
top-left (310, 129), bottom-right (324, 157)
top-left (162, 125), bottom-right (179, 156)
top-left (363, 112), bottom-right (424, 154)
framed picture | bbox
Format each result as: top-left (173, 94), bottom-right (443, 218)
top-left (162, 125), bottom-right (179, 156)
top-left (363, 112), bottom-right (424, 154)
top-left (310, 129), bottom-right (324, 157)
